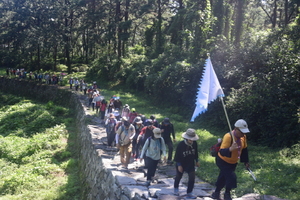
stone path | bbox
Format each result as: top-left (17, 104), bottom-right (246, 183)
top-left (75, 90), bottom-right (287, 200)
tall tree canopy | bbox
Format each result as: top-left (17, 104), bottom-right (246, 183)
top-left (0, 0), bottom-right (299, 147)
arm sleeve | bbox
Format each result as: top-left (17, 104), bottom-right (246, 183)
top-left (240, 147), bottom-right (249, 163)
top-left (171, 124), bottom-right (175, 139)
top-left (140, 139), bottom-right (149, 159)
top-left (115, 133), bottom-right (119, 144)
top-left (219, 133), bottom-right (232, 157)
top-left (161, 138), bottom-right (167, 157)
top-left (194, 142), bottom-right (199, 162)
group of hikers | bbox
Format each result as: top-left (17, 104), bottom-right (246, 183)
top-left (80, 84), bottom-right (251, 200)
top-left (6, 68), bottom-right (65, 85)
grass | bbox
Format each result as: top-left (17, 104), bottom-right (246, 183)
top-left (0, 93), bottom-right (81, 200)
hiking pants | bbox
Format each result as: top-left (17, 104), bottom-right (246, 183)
top-left (215, 155), bottom-right (237, 191)
top-left (174, 164), bottom-right (195, 194)
top-left (119, 143), bottom-right (132, 167)
top-left (145, 157), bottom-right (159, 181)
top-left (164, 138), bottom-right (173, 161)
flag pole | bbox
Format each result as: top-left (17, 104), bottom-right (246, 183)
top-left (206, 53), bottom-right (235, 142)
top-left (220, 96), bottom-right (235, 142)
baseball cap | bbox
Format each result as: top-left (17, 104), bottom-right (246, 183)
top-left (234, 119), bottom-right (250, 133)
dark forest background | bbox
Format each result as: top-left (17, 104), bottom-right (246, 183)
top-left (0, 0), bottom-right (299, 148)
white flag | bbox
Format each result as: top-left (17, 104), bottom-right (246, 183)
top-left (190, 58), bottom-right (224, 122)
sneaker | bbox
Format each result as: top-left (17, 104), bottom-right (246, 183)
top-left (211, 192), bottom-right (220, 200)
top-left (186, 193), bottom-right (197, 199)
top-left (224, 192), bottom-right (232, 200)
top-left (174, 188), bottom-right (179, 196)
top-left (146, 180), bottom-right (151, 186)
top-left (167, 160), bottom-right (174, 165)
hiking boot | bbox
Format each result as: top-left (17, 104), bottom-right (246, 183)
top-left (174, 188), bottom-right (179, 196)
top-left (224, 192), bottom-right (232, 200)
top-left (186, 193), bottom-right (197, 199)
top-left (211, 192), bottom-right (220, 200)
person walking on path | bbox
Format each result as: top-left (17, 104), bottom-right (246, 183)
top-left (128, 108), bottom-right (138, 123)
top-left (100, 98), bottom-right (107, 123)
top-left (160, 118), bottom-right (176, 164)
top-left (115, 117), bottom-right (135, 169)
top-left (211, 119), bottom-right (250, 200)
top-left (69, 77), bottom-right (74, 89)
top-left (173, 128), bottom-right (200, 199)
top-left (140, 128), bottom-right (166, 186)
top-left (137, 119), bottom-right (156, 168)
top-left (121, 104), bottom-right (130, 118)
top-left (132, 116), bottom-right (144, 160)
top-left (105, 113), bottom-right (117, 147)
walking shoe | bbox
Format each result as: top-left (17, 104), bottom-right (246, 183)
top-left (167, 160), bottom-right (174, 165)
top-left (174, 188), bottom-right (179, 196)
top-left (211, 192), bottom-right (220, 200)
top-left (186, 193), bottom-right (197, 199)
top-left (224, 192), bottom-right (232, 200)
top-left (145, 180), bottom-right (151, 186)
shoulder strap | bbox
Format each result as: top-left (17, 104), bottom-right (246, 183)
top-left (147, 137), bottom-right (152, 148)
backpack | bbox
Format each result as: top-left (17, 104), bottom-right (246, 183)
top-left (210, 141), bottom-right (222, 157)
top-left (210, 134), bottom-right (233, 157)
top-left (108, 118), bottom-right (116, 127)
top-left (147, 137), bottom-right (163, 155)
top-left (147, 137), bottom-right (162, 147)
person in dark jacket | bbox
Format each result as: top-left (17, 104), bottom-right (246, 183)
top-left (160, 118), bottom-right (176, 164)
top-left (173, 128), bottom-right (199, 199)
top-left (211, 119), bottom-right (250, 200)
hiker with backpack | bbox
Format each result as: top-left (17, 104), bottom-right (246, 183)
top-left (115, 117), bottom-right (135, 169)
top-left (139, 128), bottom-right (166, 186)
top-left (173, 128), bottom-right (200, 199)
top-left (211, 119), bottom-right (250, 200)
top-left (137, 119), bottom-right (156, 168)
top-left (121, 104), bottom-right (130, 118)
top-left (132, 116), bottom-right (144, 161)
top-left (105, 113), bottom-right (117, 147)
top-left (100, 98), bottom-right (107, 123)
top-left (128, 108), bottom-right (138, 123)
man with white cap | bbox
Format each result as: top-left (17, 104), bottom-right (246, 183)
top-left (211, 119), bottom-right (250, 200)
top-left (173, 128), bottom-right (199, 199)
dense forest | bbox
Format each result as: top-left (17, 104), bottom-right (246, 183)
top-left (0, 0), bottom-right (299, 148)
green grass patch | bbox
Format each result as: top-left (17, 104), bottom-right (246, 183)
top-left (0, 92), bottom-right (81, 200)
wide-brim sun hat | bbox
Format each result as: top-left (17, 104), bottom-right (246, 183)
top-left (182, 128), bottom-right (199, 141)
top-left (122, 116), bottom-right (128, 122)
top-left (234, 119), bottom-right (250, 133)
top-left (134, 117), bottom-right (143, 124)
top-left (153, 128), bottom-right (162, 138)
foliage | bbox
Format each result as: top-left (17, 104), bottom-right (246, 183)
top-left (56, 64), bottom-right (68, 72)
top-left (0, 93), bottom-right (81, 199)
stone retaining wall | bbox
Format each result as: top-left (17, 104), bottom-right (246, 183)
top-left (0, 77), bottom-right (132, 200)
